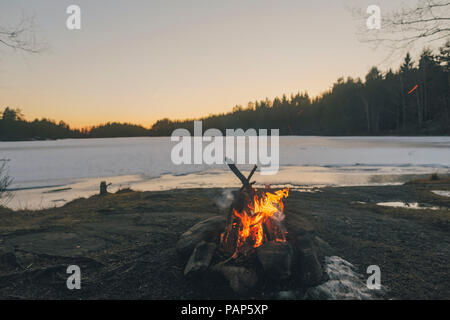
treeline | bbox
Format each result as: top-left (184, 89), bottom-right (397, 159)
top-left (0, 108), bottom-right (84, 140)
top-left (0, 108), bottom-right (150, 140)
top-left (152, 43), bottom-right (449, 136)
top-left (1, 43), bottom-right (449, 140)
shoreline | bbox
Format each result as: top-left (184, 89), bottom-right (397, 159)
top-left (5, 165), bottom-right (450, 211)
top-left (0, 178), bottom-right (449, 299)
top-left (2, 133), bottom-right (450, 143)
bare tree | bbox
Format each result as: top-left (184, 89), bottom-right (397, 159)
top-left (352, 0), bottom-right (450, 53)
top-left (0, 15), bottom-right (46, 53)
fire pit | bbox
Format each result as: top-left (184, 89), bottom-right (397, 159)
top-left (176, 163), bottom-right (332, 297)
top-left (221, 163), bottom-right (289, 259)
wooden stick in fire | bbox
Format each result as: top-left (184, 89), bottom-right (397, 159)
top-left (222, 160), bottom-right (258, 254)
top-left (227, 163), bottom-right (256, 190)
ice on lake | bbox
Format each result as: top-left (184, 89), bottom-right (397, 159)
top-left (1, 136), bottom-right (449, 210)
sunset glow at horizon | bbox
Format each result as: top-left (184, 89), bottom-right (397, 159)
top-left (0, 0), bottom-right (438, 128)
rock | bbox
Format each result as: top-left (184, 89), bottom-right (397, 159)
top-left (276, 290), bottom-right (297, 300)
top-left (295, 228), bottom-right (333, 261)
top-left (314, 236), bottom-right (334, 258)
top-left (212, 263), bottom-right (258, 295)
top-left (256, 241), bottom-right (293, 281)
top-left (184, 241), bottom-right (216, 277)
top-left (304, 256), bottom-right (376, 300)
top-left (298, 250), bottom-right (323, 287)
top-left (296, 232), bottom-right (324, 287)
top-left (176, 216), bottom-right (226, 257)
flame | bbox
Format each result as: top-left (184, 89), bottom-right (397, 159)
top-left (231, 188), bottom-right (289, 255)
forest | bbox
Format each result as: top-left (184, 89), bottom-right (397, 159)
top-left (1, 44), bottom-right (449, 140)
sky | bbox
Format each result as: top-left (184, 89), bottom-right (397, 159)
top-left (0, 0), bottom-right (439, 128)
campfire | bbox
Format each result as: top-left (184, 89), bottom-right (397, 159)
top-left (220, 163), bottom-right (289, 259)
top-left (176, 162), bottom-right (331, 297)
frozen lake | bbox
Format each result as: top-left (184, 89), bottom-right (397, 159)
top-left (1, 136), bottom-right (449, 210)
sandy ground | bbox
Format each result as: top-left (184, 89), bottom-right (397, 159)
top-left (0, 178), bottom-right (449, 299)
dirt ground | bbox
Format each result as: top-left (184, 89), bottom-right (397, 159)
top-left (0, 178), bottom-right (449, 299)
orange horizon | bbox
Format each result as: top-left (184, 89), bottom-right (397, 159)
top-left (4, 89), bottom-right (321, 130)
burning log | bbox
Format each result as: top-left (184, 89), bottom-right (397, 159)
top-left (220, 162), bottom-right (289, 259)
top-left (221, 162), bottom-right (257, 256)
